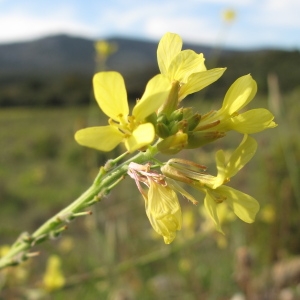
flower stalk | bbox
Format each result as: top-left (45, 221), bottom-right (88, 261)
top-left (0, 146), bottom-right (158, 270)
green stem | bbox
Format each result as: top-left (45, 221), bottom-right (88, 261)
top-left (0, 146), bottom-right (158, 270)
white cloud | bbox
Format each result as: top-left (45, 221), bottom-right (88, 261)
top-left (0, 8), bottom-right (97, 43)
top-left (0, 0), bottom-right (299, 49)
top-left (144, 16), bottom-right (220, 45)
top-left (257, 0), bottom-right (300, 28)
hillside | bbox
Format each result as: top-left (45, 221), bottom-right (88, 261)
top-left (0, 34), bottom-right (299, 106)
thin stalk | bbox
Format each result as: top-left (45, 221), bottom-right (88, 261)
top-left (0, 146), bottom-right (158, 270)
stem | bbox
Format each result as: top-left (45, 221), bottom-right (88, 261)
top-left (0, 146), bottom-right (158, 270)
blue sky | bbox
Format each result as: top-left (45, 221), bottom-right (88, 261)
top-left (0, 0), bottom-right (299, 49)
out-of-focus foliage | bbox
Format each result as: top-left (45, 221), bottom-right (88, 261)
top-left (0, 35), bottom-right (299, 106)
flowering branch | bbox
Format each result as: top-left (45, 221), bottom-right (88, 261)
top-left (0, 32), bottom-right (277, 271)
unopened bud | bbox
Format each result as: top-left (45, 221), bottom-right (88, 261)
top-left (156, 122), bottom-right (170, 138)
top-left (169, 108), bottom-right (184, 122)
top-left (157, 113), bottom-right (168, 124)
top-left (187, 113), bottom-right (201, 131)
top-left (159, 81), bottom-right (180, 116)
top-left (157, 131), bottom-right (188, 154)
top-left (169, 119), bottom-right (188, 135)
top-left (182, 107), bottom-right (194, 119)
top-left (185, 131), bottom-right (225, 149)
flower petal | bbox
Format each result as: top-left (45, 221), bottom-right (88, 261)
top-left (179, 68), bottom-right (226, 101)
top-left (225, 135), bottom-right (257, 178)
top-left (221, 74), bottom-right (257, 115)
top-left (124, 123), bottom-right (155, 152)
top-left (145, 181), bottom-right (182, 244)
top-left (218, 186), bottom-right (260, 223)
top-left (212, 150), bottom-right (226, 188)
top-left (93, 71), bottom-right (129, 121)
top-left (230, 109), bottom-right (278, 134)
top-left (166, 178), bottom-right (198, 205)
top-left (157, 32), bottom-right (182, 75)
top-left (168, 50), bottom-right (205, 83)
top-left (74, 126), bottom-right (123, 152)
top-left (204, 190), bottom-right (224, 233)
top-left (132, 74), bottom-right (171, 121)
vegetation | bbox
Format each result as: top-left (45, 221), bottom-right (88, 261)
top-left (0, 33), bottom-right (300, 299)
top-left (1, 80), bottom-right (300, 298)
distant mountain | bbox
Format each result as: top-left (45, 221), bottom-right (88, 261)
top-left (0, 34), bottom-right (219, 76)
top-left (0, 34), bottom-right (299, 106)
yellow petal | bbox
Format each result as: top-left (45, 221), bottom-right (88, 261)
top-left (75, 126), bottom-right (123, 152)
top-left (157, 32), bottom-right (182, 75)
top-left (218, 186), bottom-right (260, 223)
top-left (225, 134), bottom-right (257, 178)
top-left (212, 150), bottom-right (226, 188)
top-left (221, 74), bottom-right (257, 115)
top-left (132, 74), bottom-right (171, 121)
top-left (124, 123), bottom-right (155, 152)
top-left (179, 68), bottom-right (226, 101)
top-left (168, 50), bottom-right (205, 83)
top-left (204, 190), bottom-right (224, 234)
top-left (93, 71), bottom-right (129, 121)
top-left (145, 181), bottom-right (182, 244)
top-left (230, 109), bottom-right (278, 133)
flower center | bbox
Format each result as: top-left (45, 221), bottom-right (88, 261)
top-left (109, 114), bottom-right (140, 136)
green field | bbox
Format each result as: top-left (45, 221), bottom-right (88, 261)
top-left (0, 96), bottom-right (299, 299)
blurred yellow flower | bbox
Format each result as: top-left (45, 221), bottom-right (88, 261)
top-left (157, 32), bottom-right (226, 101)
top-left (75, 71), bottom-right (171, 152)
top-left (95, 40), bottom-right (117, 58)
top-left (260, 204), bottom-right (276, 223)
top-left (43, 255), bottom-right (65, 292)
top-left (222, 9), bottom-right (236, 23)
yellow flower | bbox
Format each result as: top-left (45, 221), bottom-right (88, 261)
top-left (75, 71), bottom-right (171, 152)
top-left (197, 135), bottom-right (260, 232)
top-left (157, 32), bottom-right (226, 101)
top-left (95, 40), bottom-right (117, 58)
top-left (128, 162), bottom-right (182, 244)
top-left (43, 255), bottom-right (65, 292)
top-left (222, 9), bottom-right (236, 23)
top-left (144, 180), bottom-right (182, 244)
top-left (197, 74), bottom-right (277, 134)
top-left (162, 135), bottom-right (260, 233)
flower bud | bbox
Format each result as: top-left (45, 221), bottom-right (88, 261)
top-left (169, 107), bottom-right (184, 122)
top-left (156, 122), bottom-right (170, 138)
top-left (185, 131), bottom-right (225, 149)
top-left (157, 131), bottom-right (188, 154)
top-left (187, 113), bottom-right (201, 131)
top-left (169, 119), bottom-right (188, 135)
top-left (159, 81), bottom-right (180, 117)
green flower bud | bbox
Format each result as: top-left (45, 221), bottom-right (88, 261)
top-left (157, 131), bottom-right (188, 154)
top-left (182, 107), bottom-right (194, 119)
top-left (169, 107), bottom-right (184, 122)
top-left (156, 122), bottom-right (170, 138)
top-left (157, 112), bottom-right (168, 124)
top-left (185, 131), bottom-right (225, 149)
top-left (187, 113), bottom-right (201, 131)
top-left (159, 81), bottom-right (180, 117)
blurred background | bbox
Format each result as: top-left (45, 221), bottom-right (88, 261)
top-left (0, 0), bottom-right (300, 299)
